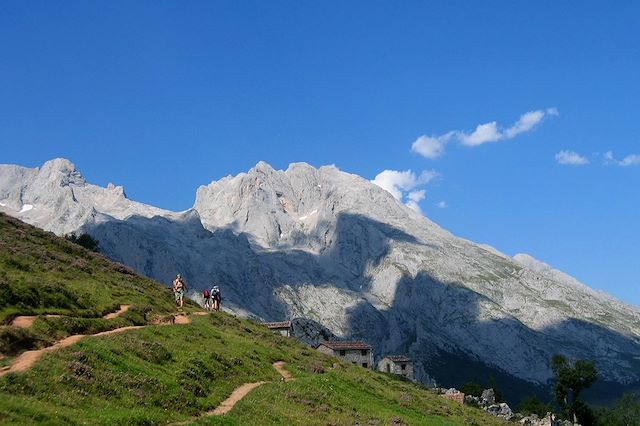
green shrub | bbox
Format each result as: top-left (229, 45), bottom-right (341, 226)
top-left (516, 395), bottom-right (553, 417)
top-left (460, 381), bottom-right (483, 397)
top-left (65, 233), bottom-right (99, 252)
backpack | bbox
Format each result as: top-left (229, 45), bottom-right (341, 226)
top-left (203, 289), bottom-right (210, 298)
top-left (212, 287), bottom-right (220, 298)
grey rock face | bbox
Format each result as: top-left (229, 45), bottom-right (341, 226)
top-left (486, 403), bottom-right (513, 420)
top-left (481, 388), bottom-right (496, 406)
top-left (290, 318), bottom-right (337, 347)
top-left (2, 159), bottom-right (640, 392)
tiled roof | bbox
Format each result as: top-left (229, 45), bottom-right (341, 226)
top-left (262, 321), bottom-right (292, 329)
top-left (383, 355), bottom-right (411, 363)
top-left (319, 340), bottom-right (372, 350)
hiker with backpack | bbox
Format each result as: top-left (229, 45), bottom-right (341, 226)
top-left (211, 285), bottom-right (221, 312)
top-left (202, 288), bottom-right (212, 311)
top-left (172, 274), bottom-right (187, 308)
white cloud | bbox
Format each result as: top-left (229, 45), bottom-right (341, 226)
top-left (504, 110), bottom-right (545, 138)
top-left (620, 154), bottom-right (640, 167)
top-left (436, 201), bottom-right (448, 209)
top-left (412, 108), bottom-right (557, 157)
top-left (411, 133), bottom-right (452, 159)
top-left (371, 169), bottom-right (438, 213)
top-left (602, 151), bottom-right (640, 167)
top-left (603, 151), bottom-right (615, 165)
top-left (371, 170), bottom-right (417, 200)
top-left (405, 190), bottom-right (426, 213)
top-left (458, 122), bottom-right (502, 146)
top-left (555, 150), bottom-right (589, 165)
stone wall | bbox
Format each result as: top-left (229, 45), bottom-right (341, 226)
top-left (317, 345), bottom-right (373, 368)
top-left (377, 358), bottom-right (414, 380)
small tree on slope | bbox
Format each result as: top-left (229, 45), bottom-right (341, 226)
top-left (551, 354), bottom-right (597, 424)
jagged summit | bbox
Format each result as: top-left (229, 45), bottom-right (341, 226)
top-left (1, 158), bottom-right (639, 398)
top-left (0, 158), bottom-right (169, 234)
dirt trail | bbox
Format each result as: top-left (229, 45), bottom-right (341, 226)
top-left (272, 361), bottom-right (294, 382)
top-left (205, 361), bottom-right (293, 417)
top-left (173, 314), bottom-right (191, 324)
top-left (10, 314), bottom-right (61, 328)
top-left (0, 325), bottom-right (147, 377)
top-left (1, 313), bottom-right (193, 377)
top-left (10, 316), bottom-right (38, 328)
top-left (102, 304), bottom-right (131, 320)
top-left (9, 304), bottom-right (131, 329)
top-left (207, 381), bottom-right (267, 416)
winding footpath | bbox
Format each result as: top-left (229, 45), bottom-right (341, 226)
top-left (0, 306), bottom-right (191, 377)
top-left (207, 361), bottom-right (294, 416)
top-left (102, 304), bottom-right (131, 320)
top-left (207, 381), bottom-right (268, 416)
top-left (2, 309), bottom-right (295, 422)
top-left (8, 304), bottom-right (131, 329)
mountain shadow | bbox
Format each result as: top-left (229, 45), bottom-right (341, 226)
top-left (86, 211), bottom-right (640, 406)
top-left (345, 270), bottom-right (640, 405)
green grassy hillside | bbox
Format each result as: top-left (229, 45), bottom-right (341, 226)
top-left (0, 213), bottom-right (508, 425)
top-left (0, 212), bottom-right (194, 355)
top-left (0, 212), bottom-right (182, 321)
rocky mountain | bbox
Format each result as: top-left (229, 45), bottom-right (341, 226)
top-left (2, 158), bottom-right (639, 401)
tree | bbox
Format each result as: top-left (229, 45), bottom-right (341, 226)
top-left (460, 381), bottom-right (483, 397)
top-left (517, 394), bottom-right (553, 418)
top-left (65, 233), bottom-right (99, 252)
top-left (551, 354), bottom-right (597, 424)
top-left (596, 392), bottom-right (640, 426)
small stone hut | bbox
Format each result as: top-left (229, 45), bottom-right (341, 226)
top-left (262, 321), bottom-right (292, 337)
top-left (377, 355), bottom-right (414, 380)
top-left (315, 341), bottom-right (373, 369)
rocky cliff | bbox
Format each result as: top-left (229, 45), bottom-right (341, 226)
top-left (2, 158), bottom-right (639, 398)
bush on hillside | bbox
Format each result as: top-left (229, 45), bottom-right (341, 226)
top-left (517, 395), bottom-right (553, 417)
top-left (65, 233), bottom-right (99, 252)
top-left (0, 281), bottom-right (86, 311)
top-left (460, 381), bottom-right (484, 397)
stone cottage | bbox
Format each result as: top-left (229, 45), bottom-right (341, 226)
top-left (262, 321), bottom-right (292, 337)
top-left (377, 355), bottom-right (414, 381)
top-left (315, 341), bottom-right (373, 369)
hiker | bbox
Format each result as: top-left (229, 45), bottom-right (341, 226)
top-left (202, 287), bottom-right (212, 311)
top-left (211, 285), bottom-right (221, 312)
top-left (172, 274), bottom-right (187, 308)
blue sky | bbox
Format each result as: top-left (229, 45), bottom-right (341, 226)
top-left (1, 1), bottom-right (639, 305)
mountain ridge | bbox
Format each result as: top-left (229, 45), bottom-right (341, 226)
top-left (1, 158), bottom-right (639, 401)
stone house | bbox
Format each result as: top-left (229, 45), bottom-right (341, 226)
top-left (262, 321), bottom-right (292, 337)
top-left (377, 355), bottom-right (414, 381)
top-left (315, 341), bottom-right (373, 369)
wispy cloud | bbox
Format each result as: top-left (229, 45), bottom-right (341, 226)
top-left (555, 150), bottom-right (589, 165)
top-left (620, 154), bottom-right (640, 167)
top-left (411, 132), bottom-right (455, 159)
top-left (603, 151), bottom-right (640, 167)
top-left (405, 190), bottom-right (426, 213)
top-left (412, 108), bottom-right (557, 158)
top-left (436, 201), bottom-right (448, 209)
top-left (371, 169), bottom-right (438, 213)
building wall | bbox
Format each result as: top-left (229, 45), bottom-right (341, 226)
top-left (316, 345), bottom-right (373, 369)
top-left (377, 359), bottom-right (414, 380)
top-left (441, 392), bottom-right (465, 404)
top-left (316, 345), bottom-right (334, 357)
